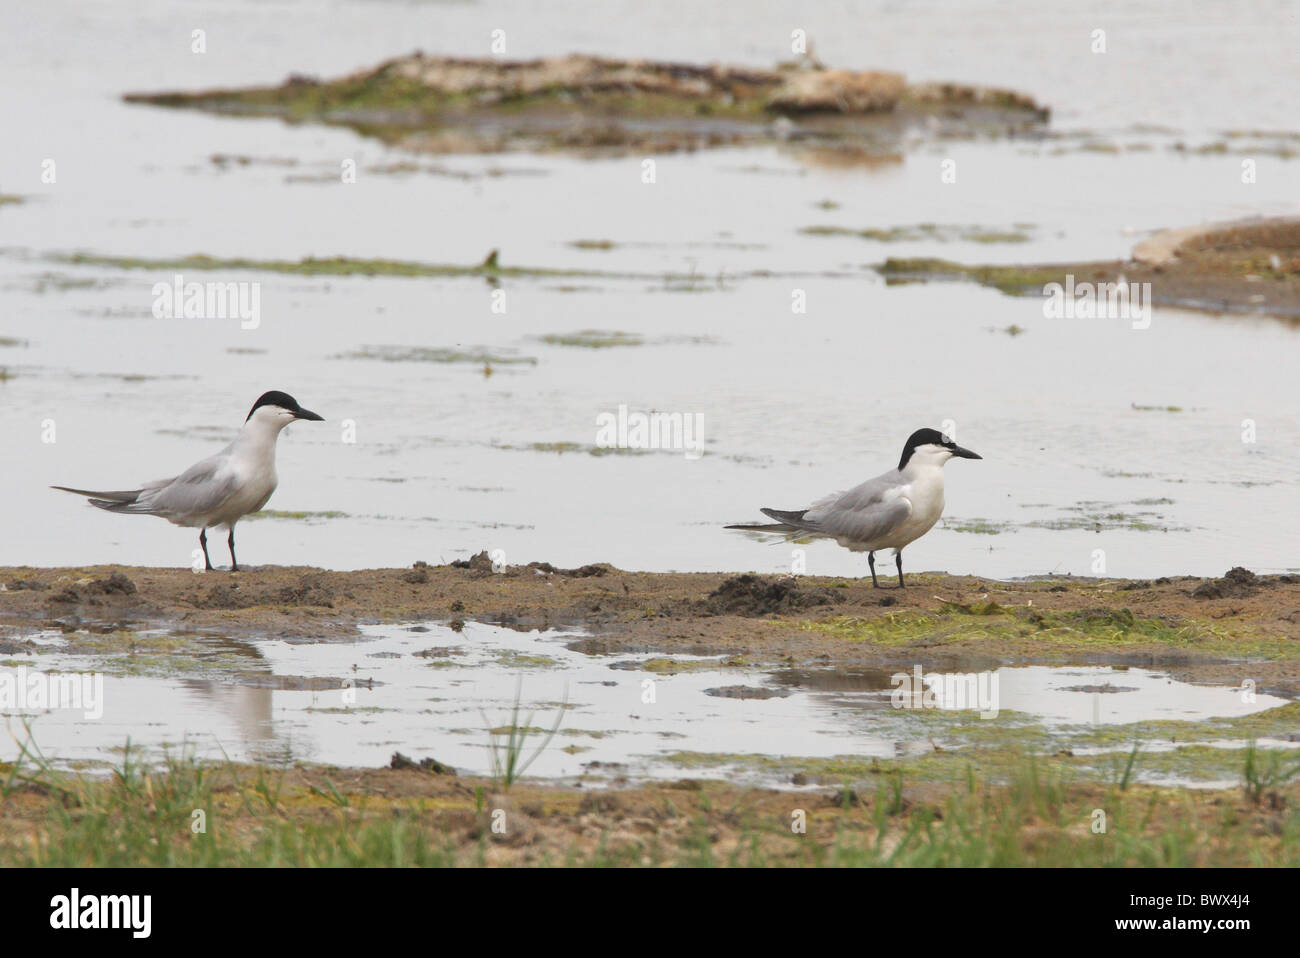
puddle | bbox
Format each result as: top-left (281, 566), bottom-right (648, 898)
top-left (2, 621), bottom-right (1292, 788)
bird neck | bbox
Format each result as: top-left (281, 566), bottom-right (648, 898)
top-left (233, 417), bottom-right (286, 461)
top-left (900, 459), bottom-right (946, 486)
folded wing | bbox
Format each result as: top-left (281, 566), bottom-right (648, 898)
top-left (782, 471), bottom-right (912, 544)
top-left (53, 453), bottom-right (237, 523)
top-left (141, 456), bottom-right (238, 520)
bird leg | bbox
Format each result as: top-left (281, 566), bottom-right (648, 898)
top-left (867, 551), bottom-right (879, 589)
top-left (228, 528), bottom-right (239, 573)
top-left (199, 528), bottom-right (213, 572)
top-left (896, 552), bottom-right (905, 589)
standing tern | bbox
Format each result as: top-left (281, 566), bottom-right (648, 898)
top-left (53, 390), bottom-right (324, 571)
top-left (726, 428), bottom-right (981, 588)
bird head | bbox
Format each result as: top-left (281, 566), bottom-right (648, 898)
top-left (898, 427), bottom-right (981, 471)
top-left (245, 390), bottom-right (324, 431)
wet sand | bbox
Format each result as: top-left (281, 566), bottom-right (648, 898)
top-left (5, 560), bottom-right (1299, 690)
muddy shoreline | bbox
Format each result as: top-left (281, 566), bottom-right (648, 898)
top-left (5, 561), bottom-right (1299, 864)
top-left (5, 561), bottom-right (1299, 691)
top-left (877, 216), bottom-right (1300, 320)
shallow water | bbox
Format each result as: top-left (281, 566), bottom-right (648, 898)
top-left (2, 621), bottom-right (1292, 787)
top-left (1, 0), bottom-right (1298, 579)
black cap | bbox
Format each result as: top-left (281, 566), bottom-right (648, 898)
top-left (246, 390), bottom-right (324, 422)
top-left (898, 427), bottom-right (980, 469)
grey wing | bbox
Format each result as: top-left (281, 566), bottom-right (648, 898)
top-left (799, 471), bottom-right (911, 543)
top-left (805, 496), bottom-right (911, 545)
top-left (137, 454), bottom-right (236, 520)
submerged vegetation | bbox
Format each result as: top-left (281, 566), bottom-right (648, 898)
top-left (943, 498), bottom-right (1187, 535)
top-left (49, 250), bottom-right (834, 290)
top-left (55, 250), bottom-right (624, 282)
top-left (802, 222), bottom-right (1034, 244)
top-left (246, 509), bottom-right (349, 522)
top-left (334, 345), bottom-right (538, 366)
top-left (534, 329), bottom-right (643, 348)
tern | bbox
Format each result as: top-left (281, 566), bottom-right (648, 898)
top-left (726, 428), bottom-right (981, 588)
top-left (53, 390), bottom-right (324, 571)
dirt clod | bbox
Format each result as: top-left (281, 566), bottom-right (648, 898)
top-left (452, 550), bottom-right (496, 577)
top-left (703, 574), bottom-right (844, 616)
top-left (389, 751), bottom-right (456, 775)
top-left (1193, 567), bottom-right (1260, 599)
top-left (47, 572), bottom-right (137, 604)
top-left (402, 565), bottom-right (429, 584)
top-left (5, 578), bottom-right (49, 592)
top-left (276, 577), bottom-right (335, 607)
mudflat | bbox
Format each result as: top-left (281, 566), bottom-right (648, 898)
top-left (4, 560), bottom-right (1298, 690)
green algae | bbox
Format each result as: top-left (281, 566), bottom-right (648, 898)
top-left (1023, 513), bottom-right (1173, 533)
top-left (1066, 701), bottom-right (1300, 749)
top-left (621, 657), bottom-right (723, 674)
top-left (794, 605), bottom-right (1291, 658)
top-left (52, 251), bottom-right (827, 290)
top-left (559, 728), bottom-right (610, 739)
top-left (492, 650), bottom-right (561, 670)
top-left (495, 441), bottom-right (659, 457)
top-left (802, 222), bottom-right (1033, 244)
top-left (40, 630), bottom-right (265, 680)
top-left (246, 509), bottom-right (348, 522)
top-left (54, 251), bottom-right (618, 282)
top-left (876, 257), bottom-right (1075, 294)
top-left (336, 345), bottom-right (538, 366)
top-left (663, 722), bottom-right (1296, 787)
top-left (942, 517), bottom-right (1014, 535)
top-left (535, 329), bottom-right (644, 348)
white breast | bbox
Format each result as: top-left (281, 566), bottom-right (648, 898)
top-left (885, 468), bottom-right (946, 549)
top-left (212, 445), bottom-right (279, 525)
